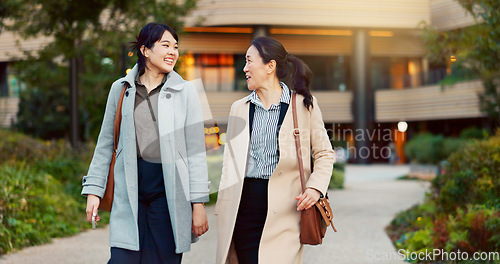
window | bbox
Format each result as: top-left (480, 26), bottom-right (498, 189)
top-left (299, 55), bottom-right (351, 91)
top-left (371, 57), bottom-right (427, 90)
top-left (194, 54), bottom-right (235, 92)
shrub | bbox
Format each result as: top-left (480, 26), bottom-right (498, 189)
top-left (0, 130), bottom-right (66, 163)
top-left (394, 205), bottom-right (500, 262)
top-left (0, 130), bottom-right (98, 254)
top-left (0, 163), bottom-right (87, 254)
top-left (388, 132), bottom-right (500, 262)
top-left (459, 126), bottom-right (490, 139)
top-left (433, 132), bottom-right (500, 213)
top-left (0, 129), bottom-right (93, 198)
top-left (405, 133), bottom-right (445, 164)
top-left (405, 133), bottom-right (469, 165)
top-left (329, 162), bottom-right (345, 189)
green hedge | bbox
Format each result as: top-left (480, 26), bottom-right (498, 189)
top-left (329, 162), bottom-right (345, 189)
top-left (388, 131), bottom-right (500, 262)
top-left (405, 133), bottom-right (470, 165)
top-left (433, 131), bottom-right (500, 213)
top-left (405, 128), bottom-right (490, 165)
top-left (0, 130), bottom-right (94, 254)
top-left (0, 163), bottom-right (86, 254)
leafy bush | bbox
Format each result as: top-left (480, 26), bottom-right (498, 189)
top-left (0, 130), bottom-right (97, 254)
top-left (0, 130), bottom-right (66, 163)
top-left (0, 130), bottom-right (92, 195)
top-left (0, 163), bottom-right (86, 254)
top-left (405, 133), bottom-right (470, 165)
top-left (433, 132), bottom-right (500, 213)
top-left (405, 133), bottom-right (445, 164)
top-left (393, 205), bottom-right (500, 262)
top-left (388, 132), bottom-right (500, 262)
top-left (329, 162), bottom-right (345, 189)
top-left (460, 127), bottom-right (490, 139)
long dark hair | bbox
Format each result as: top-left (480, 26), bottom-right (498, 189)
top-left (251, 37), bottom-right (314, 109)
top-left (130, 23), bottom-right (178, 75)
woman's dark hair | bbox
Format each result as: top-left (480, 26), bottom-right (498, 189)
top-left (251, 36), bottom-right (314, 109)
top-left (130, 23), bottom-right (178, 75)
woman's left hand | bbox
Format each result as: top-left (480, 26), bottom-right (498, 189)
top-left (295, 188), bottom-right (321, 211)
top-left (192, 203), bottom-right (209, 236)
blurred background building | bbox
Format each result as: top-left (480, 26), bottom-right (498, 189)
top-left (0, 0), bottom-right (489, 163)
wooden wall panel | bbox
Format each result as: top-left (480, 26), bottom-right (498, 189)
top-left (430, 0), bottom-right (477, 31)
top-left (272, 35), bottom-right (352, 56)
top-left (186, 0), bottom-right (431, 29)
top-left (370, 35), bottom-right (426, 56)
top-left (181, 33), bottom-right (252, 54)
top-left (375, 80), bottom-right (486, 122)
top-left (313, 91), bottom-right (353, 123)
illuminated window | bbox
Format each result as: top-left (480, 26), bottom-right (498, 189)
top-left (194, 54), bottom-right (235, 92)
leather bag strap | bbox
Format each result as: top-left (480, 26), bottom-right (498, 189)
top-left (113, 84), bottom-right (127, 151)
top-left (291, 92), bottom-right (307, 193)
top-left (292, 93), bottom-right (337, 232)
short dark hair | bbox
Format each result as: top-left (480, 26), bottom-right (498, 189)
top-left (130, 23), bottom-right (178, 75)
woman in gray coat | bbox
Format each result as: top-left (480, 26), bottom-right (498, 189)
top-left (82, 23), bottom-right (210, 264)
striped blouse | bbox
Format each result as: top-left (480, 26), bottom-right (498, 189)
top-left (246, 82), bottom-right (291, 179)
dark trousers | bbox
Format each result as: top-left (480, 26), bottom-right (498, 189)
top-left (233, 177), bottom-right (269, 264)
top-left (108, 159), bottom-right (182, 264)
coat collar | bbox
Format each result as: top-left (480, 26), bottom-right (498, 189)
top-left (122, 64), bottom-right (185, 91)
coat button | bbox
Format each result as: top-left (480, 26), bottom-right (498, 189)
top-left (83, 178), bottom-right (86, 183)
top-left (166, 93), bottom-right (171, 99)
top-left (125, 91), bottom-right (129, 97)
top-left (273, 209), bottom-right (278, 214)
top-left (278, 171), bottom-right (282, 175)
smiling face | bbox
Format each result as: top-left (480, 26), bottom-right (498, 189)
top-left (243, 45), bottom-right (272, 91)
top-left (143, 30), bottom-right (179, 74)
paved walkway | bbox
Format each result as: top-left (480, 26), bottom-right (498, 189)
top-left (0, 165), bottom-right (428, 264)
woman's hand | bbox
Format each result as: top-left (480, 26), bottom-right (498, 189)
top-left (192, 203), bottom-right (209, 237)
top-left (86, 194), bottom-right (101, 223)
top-left (295, 188), bottom-right (321, 211)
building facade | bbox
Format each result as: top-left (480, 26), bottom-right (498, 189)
top-left (0, 0), bottom-right (488, 162)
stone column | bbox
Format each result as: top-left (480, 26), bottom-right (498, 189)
top-left (252, 26), bottom-right (269, 39)
top-left (352, 30), bottom-right (374, 164)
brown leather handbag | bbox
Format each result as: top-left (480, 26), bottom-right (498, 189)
top-left (291, 92), bottom-right (337, 245)
top-left (99, 84), bottom-right (127, 212)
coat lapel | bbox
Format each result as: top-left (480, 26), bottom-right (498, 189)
top-left (224, 100), bottom-right (250, 194)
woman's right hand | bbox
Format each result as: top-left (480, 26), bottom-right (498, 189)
top-left (86, 194), bottom-right (101, 223)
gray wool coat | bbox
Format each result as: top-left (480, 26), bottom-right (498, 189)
top-left (81, 65), bottom-right (210, 253)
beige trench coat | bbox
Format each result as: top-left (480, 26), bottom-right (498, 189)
top-left (215, 94), bottom-right (335, 264)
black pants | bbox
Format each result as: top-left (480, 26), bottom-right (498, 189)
top-left (108, 159), bottom-right (182, 264)
top-left (233, 177), bottom-right (269, 264)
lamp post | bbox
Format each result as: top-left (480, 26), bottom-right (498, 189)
top-left (395, 121), bottom-right (408, 164)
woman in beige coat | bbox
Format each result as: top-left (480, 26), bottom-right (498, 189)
top-left (216, 37), bottom-right (335, 264)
